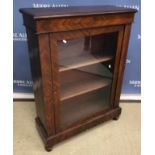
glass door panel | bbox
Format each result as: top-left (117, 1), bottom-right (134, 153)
top-left (57, 31), bottom-right (118, 128)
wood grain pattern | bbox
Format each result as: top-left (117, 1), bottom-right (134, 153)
top-left (114, 24), bottom-right (132, 107)
top-left (35, 106), bottom-right (122, 151)
top-left (49, 34), bottom-right (61, 133)
top-left (110, 27), bottom-right (124, 107)
top-left (36, 13), bottom-right (134, 33)
top-left (25, 28), bottom-right (45, 127)
top-left (37, 34), bottom-right (55, 136)
top-left (20, 6), bottom-right (136, 151)
top-left (53, 25), bottom-right (124, 40)
top-left (25, 29), bottom-right (56, 136)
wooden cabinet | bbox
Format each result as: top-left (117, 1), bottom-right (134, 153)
top-left (20, 6), bottom-right (136, 151)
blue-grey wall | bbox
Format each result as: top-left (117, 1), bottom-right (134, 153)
top-left (13, 0), bottom-right (141, 94)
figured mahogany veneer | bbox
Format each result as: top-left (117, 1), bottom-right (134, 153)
top-left (20, 6), bottom-right (136, 151)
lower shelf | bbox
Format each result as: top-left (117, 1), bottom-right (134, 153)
top-left (60, 86), bottom-right (111, 128)
top-left (60, 69), bottom-right (112, 101)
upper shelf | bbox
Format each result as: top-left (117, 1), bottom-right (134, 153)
top-left (58, 32), bottom-right (117, 72)
top-left (59, 54), bottom-right (113, 72)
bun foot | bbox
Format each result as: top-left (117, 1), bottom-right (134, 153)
top-left (45, 146), bottom-right (52, 152)
top-left (113, 115), bottom-right (120, 120)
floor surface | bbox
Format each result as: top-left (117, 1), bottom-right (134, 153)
top-left (13, 102), bottom-right (140, 155)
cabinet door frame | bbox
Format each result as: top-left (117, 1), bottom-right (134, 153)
top-left (49, 25), bottom-right (124, 132)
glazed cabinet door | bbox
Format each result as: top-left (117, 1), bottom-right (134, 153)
top-left (49, 26), bottom-right (124, 132)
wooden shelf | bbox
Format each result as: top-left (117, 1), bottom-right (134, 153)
top-left (59, 54), bottom-right (113, 72)
top-left (60, 70), bottom-right (111, 101)
top-left (61, 87), bottom-right (111, 127)
top-left (58, 37), bottom-right (113, 72)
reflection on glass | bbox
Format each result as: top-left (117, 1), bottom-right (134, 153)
top-left (61, 86), bottom-right (111, 127)
top-left (57, 32), bottom-right (118, 128)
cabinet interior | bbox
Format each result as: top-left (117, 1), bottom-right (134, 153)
top-left (57, 32), bottom-right (118, 128)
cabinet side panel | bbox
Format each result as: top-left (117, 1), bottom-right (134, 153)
top-left (26, 28), bottom-right (45, 126)
top-left (26, 29), bottom-right (55, 135)
top-left (114, 24), bottom-right (132, 106)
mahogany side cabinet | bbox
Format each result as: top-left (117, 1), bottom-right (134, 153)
top-left (20, 6), bottom-right (137, 151)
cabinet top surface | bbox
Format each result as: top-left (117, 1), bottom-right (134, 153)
top-left (19, 5), bottom-right (137, 19)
